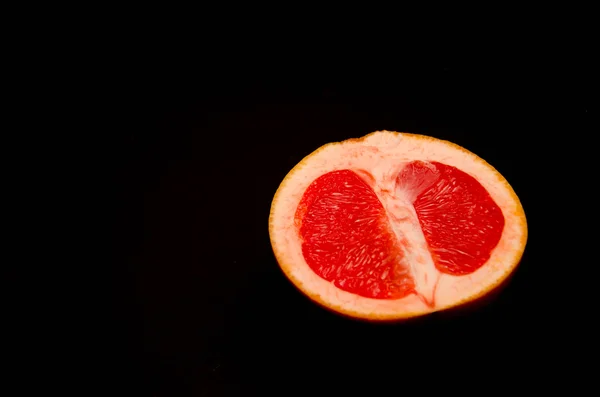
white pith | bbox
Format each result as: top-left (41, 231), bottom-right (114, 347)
top-left (269, 131), bottom-right (527, 319)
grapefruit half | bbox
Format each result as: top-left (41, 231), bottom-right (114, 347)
top-left (269, 131), bottom-right (527, 321)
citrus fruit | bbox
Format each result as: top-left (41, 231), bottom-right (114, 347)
top-left (269, 131), bottom-right (527, 321)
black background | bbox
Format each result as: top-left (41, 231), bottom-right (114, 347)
top-left (110, 47), bottom-right (590, 395)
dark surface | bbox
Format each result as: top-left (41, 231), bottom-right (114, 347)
top-left (111, 60), bottom-right (588, 395)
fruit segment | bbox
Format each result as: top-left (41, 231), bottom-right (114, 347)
top-left (294, 170), bottom-right (415, 300)
top-left (397, 161), bottom-right (505, 276)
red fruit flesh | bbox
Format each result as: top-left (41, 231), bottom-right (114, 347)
top-left (295, 161), bottom-right (505, 300)
top-left (294, 170), bottom-right (415, 299)
top-left (398, 161), bottom-right (505, 276)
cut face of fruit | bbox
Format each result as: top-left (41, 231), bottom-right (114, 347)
top-left (269, 131), bottom-right (527, 320)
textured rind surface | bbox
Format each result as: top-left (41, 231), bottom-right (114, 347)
top-left (268, 131), bottom-right (528, 321)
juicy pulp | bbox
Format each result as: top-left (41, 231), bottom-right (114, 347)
top-left (294, 161), bottom-right (505, 301)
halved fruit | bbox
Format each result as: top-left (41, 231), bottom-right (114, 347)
top-left (269, 131), bottom-right (527, 321)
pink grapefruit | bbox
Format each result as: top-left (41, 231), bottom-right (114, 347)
top-left (269, 131), bottom-right (527, 321)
